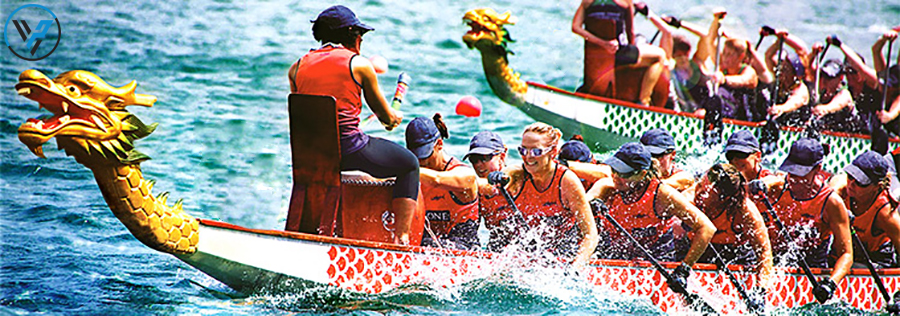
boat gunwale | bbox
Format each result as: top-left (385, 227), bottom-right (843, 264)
top-left (527, 82), bottom-right (900, 143)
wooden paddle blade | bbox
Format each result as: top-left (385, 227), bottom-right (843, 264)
top-left (759, 117), bottom-right (780, 155)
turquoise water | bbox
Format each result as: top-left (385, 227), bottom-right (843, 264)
top-left (1, 0), bottom-right (898, 314)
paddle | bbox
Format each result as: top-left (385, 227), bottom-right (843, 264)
top-left (754, 193), bottom-right (822, 294)
top-left (590, 199), bottom-right (721, 315)
top-left (487, 171), bottom-right (529, 231)
top-left (805, 41), bottom-right (832, 140)
top-left (706, 245), bottom-right (765, 314)
top-left (847, 213), bottom-right (894, 309)
top-left (759, 35), bottom-right (785, 156)
top-left (702, 31), bottom-right (725, 147)
top-left (871, 38), bottom-right (895, 155)
top-left (361, 72), bottom-right (411, 128)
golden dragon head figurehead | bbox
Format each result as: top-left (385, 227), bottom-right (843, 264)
top-left (16, 69), bottom-right (158, 165)
top-left (462, 8), bottom-right (517, 54)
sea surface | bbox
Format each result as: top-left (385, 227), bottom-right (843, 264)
top-left (2, 0), bottom-right (899, 315)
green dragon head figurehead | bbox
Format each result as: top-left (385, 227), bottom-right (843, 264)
top-left (16, 69), bottom-right (158, 166)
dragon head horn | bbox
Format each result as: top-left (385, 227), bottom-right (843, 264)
top-left (499, 11), bottom-right (517, 25)
top-left (108, 80), bottom-right (157, 108)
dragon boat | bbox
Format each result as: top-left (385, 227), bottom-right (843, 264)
top-left (461, 8), bottom-right (900, 173)
top-left (13, 66), bottom-right (900, 314)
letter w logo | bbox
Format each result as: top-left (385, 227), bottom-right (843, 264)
top-left (13, 19), bottom-right (53, 56)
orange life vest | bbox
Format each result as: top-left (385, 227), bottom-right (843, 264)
top-left (513, 163), bottom-right (577, 238)
top-left (843, 188), bottom-right (893, 253)
top-left (421, 158), bottom-right (479, 238)
top-left (603, 178), bottom-right (674, 247)
top-left (292, 45), bottom-right (367, 154)
top-left (769, 171), bottom-right (834, 252)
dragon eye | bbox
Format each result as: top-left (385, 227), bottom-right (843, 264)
top-left (67, 85), bottom-right (81, 97)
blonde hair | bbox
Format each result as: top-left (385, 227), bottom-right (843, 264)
top-left (523, 122), bottom-right (562, 147)
top-left (723, 38), bottom-right (748, 55)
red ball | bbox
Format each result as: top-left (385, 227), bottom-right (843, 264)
top-left (455, 96), bottom-right (482, 117)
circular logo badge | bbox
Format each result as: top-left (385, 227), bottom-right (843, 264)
top-left (4, 4), bottom-right (61, 61)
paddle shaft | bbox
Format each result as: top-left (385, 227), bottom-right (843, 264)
top-left (495, 180), bottom-right (529, 231)
top-left (872, 39), bottom-right (894, 153)
top-left (849, 226), bottom-right (892, 303)
top-left (881, 40), bottom-right (895, 112)
top-left (770, 37), bottom-right (786, 111)
top-left (706, 245), bottom-right (761, 314)
top-left (591, 201), bottom-right (721, 315)
top-left (812, 43), bottom-right (831, 106)
top-left (759, 198), bottom-right (820, 289)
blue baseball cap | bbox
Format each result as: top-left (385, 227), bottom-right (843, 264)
top-left (311, 5), bottom-right (374, 32)
top-left (405, 117), bottom-right (440, 159)
top-left (604, 142), bottom-right (652, 173)
top-left (640, 128), bottom-right (676, 155)
top-left (724, 130), bottom-right (760, 154)
top-left (559, 140), bottom-right (593, 163)
top-left (779, 138), bottom-right (825, 176)
top-left (845, 151), bottom-right (890, 186)
top-left (464, 131), bottom-right (505, 161)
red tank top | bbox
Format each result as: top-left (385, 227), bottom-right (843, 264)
top-left (421, 158), bottom-right (479, 237)
top-left (480, 188), bottom-right (511, 228)
top-left (292, 45), bottom-right (367, 154)
top-left (696, 199), bottom-right (743, 245)
top-left (770, 171), bottom-right (833, 250)
top-left (843, 188), bottom-right (893, 252)
top-left (513, 163), bottom-right (577, 235)
top-left (604, 178), bottom-right (672, 244)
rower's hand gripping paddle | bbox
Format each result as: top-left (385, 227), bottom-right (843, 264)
top-left (589, 199), bottom-right (721, 315)
top-left (361, 72), bottom-right (411, 129)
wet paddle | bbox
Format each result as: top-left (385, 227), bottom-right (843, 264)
top-left (759, 36), bottom-right (785, 155)
top-left (706, 245), bottom-right (765, 314)
top-left (702, 31), bottom-right (725, 147)
top-left (871, 39), bottom-right (895, 154)
top-left (361, 72), bottom-right (411, 128)
top-left (590, 199), bottom-right (721, 315)
top-left (487, 171), bottom-right (528, 231)
top-left (848, 215), bottom-right (893, 308)
top-left (756, 196), bottom-right (821, 293)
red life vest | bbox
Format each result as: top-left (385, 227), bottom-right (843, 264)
top-left (421, 158), bottom-right (479, 238)
top-left (843, 188), bottom-right (893, 253)
top-left (292, 45), bottom-right (367, 154)
top-left (603, 178), bottom-right (673, 245)
top-left (697, 201), bottom-right (744, 245)
top-left (769, 170), bottom-right (834, 252)
top-left (513, 163), bottom-right (577, 236)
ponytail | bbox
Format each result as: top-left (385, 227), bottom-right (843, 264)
top-left (433, 113), bottom-right (449, 139)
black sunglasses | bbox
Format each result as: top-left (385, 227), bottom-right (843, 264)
top-left (469, 154), bottom-right (496, 164)
top-left (613, 169), bottom-right (642, 179)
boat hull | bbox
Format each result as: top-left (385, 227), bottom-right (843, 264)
top-left (180, 219), bottom-right (900, 314)
top-left (520, 82), bottom-right (898, 173)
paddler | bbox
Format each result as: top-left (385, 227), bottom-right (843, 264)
top-left (763, 29), bottom-right (811, 126)
top-left (488, 122), bottom-right (599, 267)
top-left (288, 5), bottom-right (418, 245)
top-left (748, 137), bottom-right (853, 303)
top-left (639, 128), bottom-right (693, 191)
top-left (465, 131), bottom-right (514, 252)
top-left (830, 151), bottom-right (900, 268)
top-left (557, 136), bottom-right (612, 192)
top-left (406, 115), bottom-right (480, 250)
top-left (872, 28), bottom-right (900, 137)
top-left (587, 142), bottom-right (715, 288)
top-left (683, 163), bottom-right (774, 287)
top-left (572, 0), bottom-right (667, 106)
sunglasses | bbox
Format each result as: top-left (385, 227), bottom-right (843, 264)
top-left (651, 148), bottom-right (675, 158)
top-left (469, 154), bottom-right (496, 164)
top-left (518, 146), bottom-right (553, 157)
top-left (851, 176), bottom-right (873, 188)
top-left (613, 169), bottom-right (642, 179)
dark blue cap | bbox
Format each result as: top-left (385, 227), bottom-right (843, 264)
top-left (786, 53), bottom-right (805, 79)
top-left (724, 130), bottom-right (760, 154)
top-left (311, 5), bottom-right (374, 31)
top-left (405, 117), bottom-right (440, 159)
top-left (779, 138), bottom-right (825, 176)
top-left (887, 64), bottom-right (900, 88)
top-left (604, 142), bottom-right (652, 173)
top-left (464, 131), bottom-right (505, 161)
top-left (559, 140), bottom-right (593, 163)
top-left (845, 150), bottom-right (890, 186)
top-left (640, 128), bottom-right (675, 155)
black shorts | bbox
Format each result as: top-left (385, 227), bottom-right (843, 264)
top-left (615, 44), bottom-right (639, 66)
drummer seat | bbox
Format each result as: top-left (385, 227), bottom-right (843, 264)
top-left (285, 94), bottom-right (342, 235)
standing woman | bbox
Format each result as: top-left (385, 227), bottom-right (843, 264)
top-left (587, 143), bottom-right (715, 269)
top-left (406, 115), bottom-right (480, 250)
top-left (493, 123), bottom-right (599, 267)
top-left (686, 163), bottom-right (774, 287)
top-left (288, 6), bottom-right (418, 245)
top-left (572, 0), bottom-right (667, 106)
top-left (830, 151), bottom-right (900, 268)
